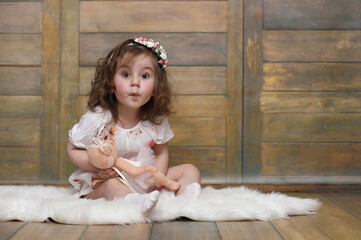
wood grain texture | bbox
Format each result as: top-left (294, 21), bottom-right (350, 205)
top-left (0, 221), bottom-right (27, 240)
top-left (169, 118), bottom-right (226, 147)
top-left (151, 222), bottom-right (221, 240)
top-left (226, 0), bottom-right (243, 182)
top-left (263, 30), bottom-right (361, 62)
top-left (323, 192), bottom-right (361, 219)
top-left (0, 118), bottom-right (40, 147)
top-left (169, 147), bottom-right (226, 183)
top-left (10, 222), bottom-right (86, 240)
top-left (58, 0), bottom-right (80, 181)
top-left (79, 66), bottom-right (227, 95)
top-left (0, 2), bottom-right (42, 33)
top-left (294, 193), bottom-right (361, 240)
top-left (217, 221), bottom-right (282, 240)
top-left (79, 33), bottom-right (227, 66)
top-left (263, 0), bottom-right (361, 30)
top-left (0, 67), bottom-right (41, 95)
top-left (0, 147), bottom-right (39, 179)
top-left (271, 216), bottom-right (328, 239)
top-left (262, 143), bottom-right (361, 175)
top-left (0, 96), bottom-right (43, 117)
top-left (263, 63), bottom-right (361, 91)
top-left (243, 0), bottom-right (263, 180)
top-left (75, 95), bottom-right (227, 118)
top-left (0, 34), bottom-right (41, 65)
top-left (82, 224), bottom-right (149, 240)
top-left (170, 66), bottom-right (227, 95)
top-left (261, 92), bottom-right (361, 113)
top-left (80, 1), bottom-right (227, 33)
top-left (173, 95), bottom-right (227, 117)
top-left (40, 0), bottom-right (61, 180)
top-left (263, 114), bottom-right (361, 142)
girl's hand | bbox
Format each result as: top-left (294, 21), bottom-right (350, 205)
top-left (96, 168), bottom-right (119, 180)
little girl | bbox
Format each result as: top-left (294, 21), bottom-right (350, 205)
top-left (67, 37), bottom-right (201, 216)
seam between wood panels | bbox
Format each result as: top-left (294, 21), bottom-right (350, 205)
top-left (321, 193), bottom-right (361, 220)
top-left (268, 221), bottom-right (285, 240)
top-left (78, 225), bottom-right (89, 240)
top-left (5, 221), bottom-right (28, 240)
top-left (304, 214), bottom-right (332, 240)
top-left (213, 222), bottom-right (222, 240)
top-left (147, 223), bottom-right (153, 240)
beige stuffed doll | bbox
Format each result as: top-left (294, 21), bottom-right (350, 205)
top-left (86, 137), bottom-right (180, 192)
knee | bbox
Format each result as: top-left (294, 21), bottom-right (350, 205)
top-left (184, 164), bottom-right (201, 182)
top-left (102, 178), bottom-right (120, 191)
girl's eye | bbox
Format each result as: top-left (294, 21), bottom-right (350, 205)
top-left (121, 72), bottom-right (130, 78)
top-left (140, 73), bottom-right (149, 79)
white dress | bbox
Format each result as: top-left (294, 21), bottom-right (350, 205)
top-left (68, 106), bottom-right (174, 197)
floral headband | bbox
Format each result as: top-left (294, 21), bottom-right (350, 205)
top-left (128, 37), bottom-right (168, 69)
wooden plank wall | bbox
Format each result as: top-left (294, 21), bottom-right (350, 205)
top-left (244, 0), bottom-right (361, 183)
top-left (1, 0), bottom-right (360, 185)
top-left (0, 0), bottom-right (242, 184)
top-left (0, 1), bottom-right (43, 181)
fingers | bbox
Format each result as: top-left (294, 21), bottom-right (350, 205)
top-left (96, 168), bottom-right (119, 180)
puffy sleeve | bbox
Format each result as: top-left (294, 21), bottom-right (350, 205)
top-left (68, 107), bottom-right (112, 149)
top-left (153, 117), bottom-right (174, 144)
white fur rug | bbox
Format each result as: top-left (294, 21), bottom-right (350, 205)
top-left (0, 185), bottom-right (321, 225)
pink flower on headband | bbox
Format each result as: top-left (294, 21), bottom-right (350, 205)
top-left (131, 37), bottom-right (168, 68)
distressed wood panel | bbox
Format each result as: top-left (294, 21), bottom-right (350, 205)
top-left (0, 67), bottom-right (41, 95)
top-left (263, 0), bottom-right (361, 30)
top-left (169, 118), bottom-right (226, 147)
top-left (226, 0), bottom-right (244, 182)
top-left (0, 2), bottom-right (42, 33)
top-left (11, 222), bottom-right (86, 240)
top-left (271, 216), bottom-right (329, 239)
top-left (0, 147), bottom-right (39, 179)
top-left (217, 221), bottom-right (282, 240)
top-left (170, 66), bottom-right (227, 95)
top-left (243, 0), bottom-right (263, 180)
top-left (0, 96), bottom-right (43, 117)
top-left (262, 143), bottom-right (361, 175)
top-left (75, 95), bottom-right (226, 118)
top-left (173, 95), bottom-right (227, 118)
top-left (79, 66), bottom-right (227, 95)
top-left (40, 0), bottom-right (61, 180)
top-left (263, 114), bottom-right (361, 142)
top-left (151, 222), bottom-right (221, 240)
top-left (0, 34), bottom-right (41, 65)
top-left (324, 192), bottom-right (361, 219)
top-left (0, 118), bottom-right (40, 146)
top-left (82, 224), bottom-right (149, 240)
top-left (261, 92), bottom-right (361, 113)
top-left (301, 193), bottom-right (361, 240)
top-left (59, 0), bottom-right (80, 181)
top-left (263, 63), bottom-right (361, 91)
top-left (80, 1), bottom-right (227, 33)
top-left (263, 31), bottom-right (361, 62)
top-left (169, 147), bottom-right (226, 183)
top-left (79, 33), bottom-right (227, 66)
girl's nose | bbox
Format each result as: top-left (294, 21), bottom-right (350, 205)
top-left (130, 78), bottom-right (140, 87)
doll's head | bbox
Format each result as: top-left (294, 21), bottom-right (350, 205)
top-left (88, 38), bottom-right (173, 124)
top-left (87, 138), bottom-right (117, 169)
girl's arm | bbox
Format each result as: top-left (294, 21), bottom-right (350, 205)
top-left (152, 143), bottom-right (170, 175)
top-left (66, 141), bottom-right (97, 172)
top-left (67, 141), bottom-right (119, 179)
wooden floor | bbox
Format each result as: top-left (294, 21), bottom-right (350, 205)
top-left (1, 192), bottom-right (360, 240)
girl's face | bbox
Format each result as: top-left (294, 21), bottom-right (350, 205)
top-left (112, 54), bottom-right (155, 113)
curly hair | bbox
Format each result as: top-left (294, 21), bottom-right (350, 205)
top-left (87, 39), bottom-right (173, 125)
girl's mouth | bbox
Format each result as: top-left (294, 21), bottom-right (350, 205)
top-left (131, 93), bottom-right (139, 98)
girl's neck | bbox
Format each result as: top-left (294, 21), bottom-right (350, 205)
top-left (117, 106), bottom-right (141, 129)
